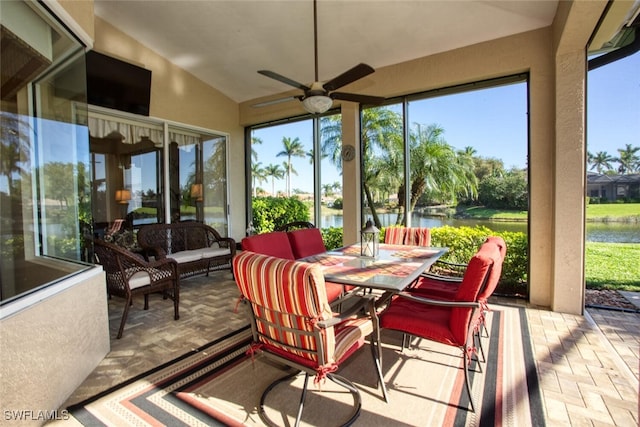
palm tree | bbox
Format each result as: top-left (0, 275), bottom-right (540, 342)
top-left (251, 162), bottom-right (267, 197)
top-left (263, 163), bottom-right (284, 196)
top-left (250, 136), bottom-right (263, 161)
top-left (614, 144), bottom-right (640, 174)
top-left (322, 108), bottom-right (403, 227)
top-left (276, 137), bottom-right (306, 196)
top-left (588, 151), bottom-right (615, 174)
top-left (395, 123), bottom-right (477, 224)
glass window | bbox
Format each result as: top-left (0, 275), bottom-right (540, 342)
top-left (1, 0), bottom-right (88, 303)
top-left (87, 114), bottom-right (164, 233)
top-left (319, 113), bottom-right (343, 228)
top-left (249, 119), bottom-right (315, 232)
top-left (168, 127), bottom-right (229, 234)
top-left (361, 79), bottom-right (528, 236)
top-left (360, 104), bottom-right (404, 227)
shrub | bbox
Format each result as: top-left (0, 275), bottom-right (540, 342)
top-left (321, 227), bottom-right (344, 250)
top-left (251, 197), bottom-right (310, 233)
top-left (430, 225), bottom-right (528, 292)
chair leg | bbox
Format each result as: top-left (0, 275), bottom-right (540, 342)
top-left (369, 330), bottom-right (389, 402)
top-left (117, 296), bottom-right (132, 339)
top-left (258, 370), bottom-right (362, 427)
top-left (143, 294), bottom-right (149, 310)
top-left (475, 329), bottom-right (486, 363)
top-left (173, 288), bottom-right (180, 320)
top-left (462, 346), bottom-right (475, 412)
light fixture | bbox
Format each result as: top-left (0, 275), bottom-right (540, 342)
top-left (190, 183), bottom-right (203, 202)
top-left (302, 94), bottom-right (333, 114)
top-left (360, 218), bottom-right (380, 258)
top-left (115, 189), bottom-right (131, 204)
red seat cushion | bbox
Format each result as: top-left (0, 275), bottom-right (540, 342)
top-left (287, 228), bottom-right (326, 259)
top-left (241, 232), bottom-right (295, 260)
top-left (325, 281), bottom-right (344, 303)
top-left (380, 297), bottom-right (458, 346)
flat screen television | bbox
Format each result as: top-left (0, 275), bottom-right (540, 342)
top-left (86, 51), bottom-right (152, 116)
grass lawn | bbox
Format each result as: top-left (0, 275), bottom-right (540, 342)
top-left (585, 203), bottom-right (640, 220)
top-left (460, 207), bottom-right (528, 220)
top-left (585, 242), bottom-right (640, 291)
top-left (460, 203), bottom-right (640, 222)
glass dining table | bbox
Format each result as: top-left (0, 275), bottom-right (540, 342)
top-left (299, 243), bottom-right (448, 294)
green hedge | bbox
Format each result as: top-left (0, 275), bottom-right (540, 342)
top-left (251, 197), bottom-right (310, 233)
top-left (380, 225), bottom-right (528, 292)
top-left (429, 225), bottom-right (527, 290)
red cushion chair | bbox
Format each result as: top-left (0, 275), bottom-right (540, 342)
top-left (379, 242), bottom-right (500, 412)
top-left (411, 237), bottom-right (506, 362)
top-left (288, 227), bottom-right (354, 302)
top-left (233, 251), bottom-right (388, 425)
top-left (241, 231), bottom-right (295, 260)
top-left (287, 227), bottom-right (326, 259)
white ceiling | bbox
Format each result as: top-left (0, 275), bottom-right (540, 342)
top-left (94, 0), bottom-right (559, 103)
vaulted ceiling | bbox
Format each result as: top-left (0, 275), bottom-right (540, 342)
top-left (94, 0), bottom-right (560, 104)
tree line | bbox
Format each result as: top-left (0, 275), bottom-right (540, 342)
top-left (588, 144), bottom-right (640, 174)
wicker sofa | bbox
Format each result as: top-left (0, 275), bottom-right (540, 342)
top-left (137, 222), bottom-right (236, 279)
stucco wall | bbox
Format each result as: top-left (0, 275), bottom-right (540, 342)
top-left (0, 267), bottom-right (108, 427)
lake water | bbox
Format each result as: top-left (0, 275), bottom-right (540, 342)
top-left (320, 212), bottom-right (640, 243)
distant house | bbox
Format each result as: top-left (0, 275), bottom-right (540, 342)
top-left (587, 172), bottom-right (640, 201)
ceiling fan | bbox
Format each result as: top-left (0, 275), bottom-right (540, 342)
top-left (255, 0), bottom-right (385, 113)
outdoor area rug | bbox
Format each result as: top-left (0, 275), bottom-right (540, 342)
top-left (68, 305), bottom-right (544, 426)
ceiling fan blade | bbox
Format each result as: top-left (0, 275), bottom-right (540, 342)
top-left (252, 96), bottom-right (301, 108)
top-left (331, 92), bottom-right (385, 105)
top-left (323, 63), bottom-right (375, 91)
top-left (258, 70), bottom-right (310, 91)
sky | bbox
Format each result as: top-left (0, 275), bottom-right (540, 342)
top-left (252, 51), bottom-right (640, 196)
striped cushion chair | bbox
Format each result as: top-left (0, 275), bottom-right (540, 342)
top-left (384, 226), bottom-right (406, 244)
top-left (233, 251), bottom-right (388, 426)
top-left (405, 227), bottom-right (431, 246)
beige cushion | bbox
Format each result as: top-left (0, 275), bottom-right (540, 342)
top-left (128, 271), bottom-right (152, 289)
top-left (169, 250), bottom-right (203, 263)
top-left (200, 247), bottom-right (231, 259)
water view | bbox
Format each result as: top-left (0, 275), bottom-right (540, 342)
top-left (320, 212), bottom-right (640, 243)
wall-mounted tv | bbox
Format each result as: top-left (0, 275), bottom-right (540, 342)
top-left (86, 50), bottom-right (151, 116)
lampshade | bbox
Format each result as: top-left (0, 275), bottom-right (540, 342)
top-left (190, 183), bottom-right (203, 201)
top-left (115, 189), bottom-right (131, 204)
top-left (302, 95), bottom-right (333, 114)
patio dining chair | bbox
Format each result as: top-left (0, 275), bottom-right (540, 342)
top-left (379, 241), bottom-right (500, 412)
top-left (233, 251), bottom-right (388, 427)
top-left (91, 238), bottom-right (180, 339)
top-left (415, 236), bottom-right (507, 357)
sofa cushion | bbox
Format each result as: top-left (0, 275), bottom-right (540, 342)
top-left (200, 247), bottom-right (232, 259)
top-left (168, 249), bottom-right (203, 264)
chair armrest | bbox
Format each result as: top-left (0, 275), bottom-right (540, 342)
top-left (216, 237), bottom-right (237, 253)
top-left (317, 294), bottom-right (377, 328)
top-left (395, 291), bottom-right (480, 309)
top-left (419, 272), bottom-right (463, 282)
top-left (144, 246), bottom-right (167, 259)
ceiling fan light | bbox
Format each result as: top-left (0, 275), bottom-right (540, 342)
top-left (302, 95), bottom-right (333, 114)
